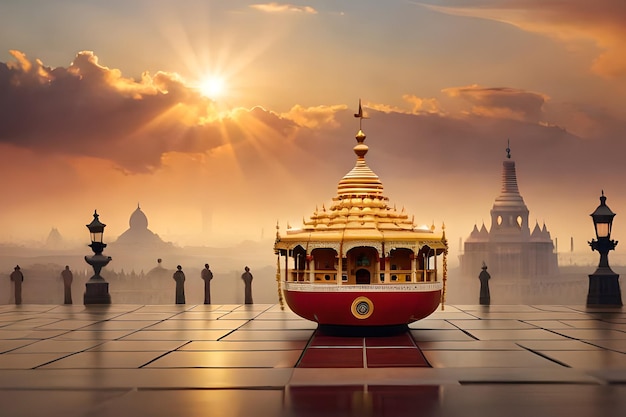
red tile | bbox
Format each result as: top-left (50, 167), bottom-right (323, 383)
top-left (365, 333), bottom-right (415, 347)
top-left (298, 330), bottom-right (430, 368)
top-left (286, 385), bottom-right (440, 416)
top-left (369, 385), bottom-right (441, 414)
top-left (287, 385), bottom-right (365, 414)
top-left (297, 347), bottom-right (363, 368)
top-left (309, 335), bottom-right (364, 347)
top-left (366, 347), bottom-right (430, 367)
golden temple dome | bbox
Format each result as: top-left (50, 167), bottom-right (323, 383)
top-left (291, 125), bottom-right (429, 235)
top-left (335, 130), bottom-right (385, 198)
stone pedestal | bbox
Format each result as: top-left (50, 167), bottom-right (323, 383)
top-left (84, 254), bottom-right (112, 305)
top-left (84, 279), bottom-right (111, 304)
top-left (587, 271), bottom-right (622, 307)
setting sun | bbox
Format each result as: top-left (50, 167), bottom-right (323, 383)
top-left (198, 76), bottom-right (227, 100)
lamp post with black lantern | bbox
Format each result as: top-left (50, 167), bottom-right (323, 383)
top-left (587, 191), bottom-right (622, 307)
top-left (84, 210), bottom-right (112, 304)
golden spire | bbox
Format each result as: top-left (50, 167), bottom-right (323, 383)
top-left (296, 100), bottom-right (426, 233)
top-left (336, 101), bottom-right (383, 198)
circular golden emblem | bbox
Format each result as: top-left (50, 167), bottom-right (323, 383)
top-left (351, 296), bottom-right (374, 319)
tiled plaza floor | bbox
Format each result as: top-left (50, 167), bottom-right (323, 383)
top-left (0, 303), bottom-right (625, 416)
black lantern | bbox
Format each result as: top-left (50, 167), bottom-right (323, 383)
top-left (86, 210), bottom-right (107, 255)
top-left (591, 192), bottom-right (615, 239)
top-left (84, 210), bottom-right (112, 304)
top-left (587, 191), bottom-right (622, 307)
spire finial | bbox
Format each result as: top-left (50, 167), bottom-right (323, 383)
top-left (506, 139), bottom-right (511, 159)
top-left (353, 99), bottom-right (368, 131)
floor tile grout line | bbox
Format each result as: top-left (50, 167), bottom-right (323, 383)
top-left (31, 350), bottom-right (85, 369)
top-left (138, 349), bottom-right (177, 368)
top-left (294, 328), bottom-right (319, 368)
top-left (407, 331), bottom-right (433, 368)
top-left (517, 344), bottom-right (572, 368)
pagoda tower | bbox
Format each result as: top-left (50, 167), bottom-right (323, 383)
top-left (489, 145), bottom-right (530, 241)
top-left (460, 144), bottom-right (558, 279)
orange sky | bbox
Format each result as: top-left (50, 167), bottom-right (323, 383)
top-left (1, 1), bottom-right (626, 266)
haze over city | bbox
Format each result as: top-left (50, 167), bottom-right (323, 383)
top-left (1, 0), bottom-right (626, 266)
top-left (1, 6), bottom-right (626, 414)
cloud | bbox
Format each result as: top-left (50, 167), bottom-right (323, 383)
top-left (352, 97), bottom-right (444, 118)
top-left (250, 3), bottom-right (317, 14)
top-left (424, 0), bottom-right (626, 78)
top-left (0, 51), bottom-right (299, 173)
top-left (443, 85), bottom-right (548, 123)
top-left (364, 102), bottom-right (407, 115)
top-left (281, 104), bottom-right (346, 129)
top-left (402, 95), bottom-right (443, 115)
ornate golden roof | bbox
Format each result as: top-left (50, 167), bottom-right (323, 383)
top-left (281, 127), bottom-right (438, 239)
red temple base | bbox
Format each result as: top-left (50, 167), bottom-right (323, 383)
top-left (284, 289), bottom-right (442, 326)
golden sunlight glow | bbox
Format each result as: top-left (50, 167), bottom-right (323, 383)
top-left (198, 76), bottom-right (227, 100)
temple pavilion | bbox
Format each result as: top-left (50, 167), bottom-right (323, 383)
top-left (274, 110), bottom-right (448, 326)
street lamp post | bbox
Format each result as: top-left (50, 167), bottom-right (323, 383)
top-left (587, 191), bottom-right (622, 307)
top-left (84, 210), bottom-right (112, 304)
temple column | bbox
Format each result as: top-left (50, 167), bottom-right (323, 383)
top-left (385, 256), bottom-right (391, 283)
top-left (434, 250), bottom-right (438, 282)
top-left (307, 253), bottom-right (314, 282)
top-left (336, 255), bottom-right (342, 285)
top-left (295, 253), bottom-right (303, 281)
top-left (410, 253), bottom-right (417, 282)
top-left (384, 254), bottom-right (390, 283)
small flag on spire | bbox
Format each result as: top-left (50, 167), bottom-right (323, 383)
top-left (354, 99), bottom-right (363, 118)
top-left (354, 99), bottom-right (368, 129)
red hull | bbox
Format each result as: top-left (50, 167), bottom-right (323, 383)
top-left (284, 289), bottom-right (442, 326)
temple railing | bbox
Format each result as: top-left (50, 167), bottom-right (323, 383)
top-left (287, 269), bottom-right (437, 283)
top-left (283, 281), bottom-right (444, 292)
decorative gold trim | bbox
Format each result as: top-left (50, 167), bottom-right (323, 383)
top-left (276, 254), bottom-right (284, 310)
top-left (351, 296), bottom-right (374, 319)
top-left (441, 223), bottom-right (448, 311)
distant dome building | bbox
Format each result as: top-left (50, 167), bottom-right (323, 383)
top-left (112, 205), bottom-right (173, 249)
top-left (459, 145), bottom-right (558, 279)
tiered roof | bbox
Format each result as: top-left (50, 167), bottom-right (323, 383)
top-left (276, 124), bottom-right (445, 246)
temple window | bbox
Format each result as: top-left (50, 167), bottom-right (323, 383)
top-left (356, 253), bottom-right (370, 266)
top-left (389, 248), bottom-right (413, 270)
top-left (311, 248), bottom-right (338, 270)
